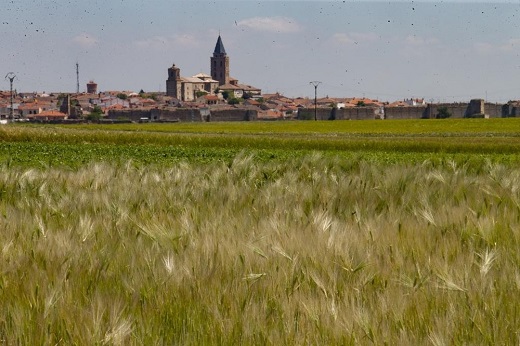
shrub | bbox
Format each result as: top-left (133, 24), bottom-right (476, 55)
top-left (228, 97), bottom-right (240, 105)
top-left (436, 106), bottom-right (451, 119)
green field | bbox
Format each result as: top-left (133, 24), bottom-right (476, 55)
top-left (2, 119), bottom-right (520, 168)
top-left (1, 120), bottom-right (520, 344)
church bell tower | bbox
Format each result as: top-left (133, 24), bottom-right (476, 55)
top-left (166, 64), bottom-right (182, 99)
top-left (211, 35), bottom-right (230, 86)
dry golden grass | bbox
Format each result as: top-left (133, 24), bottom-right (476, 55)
top-left (0, 154), bottom-right (519, 344)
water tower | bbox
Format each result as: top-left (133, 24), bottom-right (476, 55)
top-left (87, 81), bottom-right (98, 94)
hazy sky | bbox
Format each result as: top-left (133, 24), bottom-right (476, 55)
top-left (2, 0), bottom-right (520, 102)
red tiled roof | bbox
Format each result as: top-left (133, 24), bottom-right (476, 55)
top-left (28, 110), bottom-right (67, 118)
top-left (18, 103), bottom-right (41, 110)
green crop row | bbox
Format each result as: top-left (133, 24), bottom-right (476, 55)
top-left (49, 118), bottom-right (520, 135)
top-left (0, 141), bottom-right (519, 171)
top-left (1, 123), bottom-right (520, 168)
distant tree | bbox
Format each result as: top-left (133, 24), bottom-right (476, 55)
top-left (356, 101), bottom-right (366, 107)
top-left (117, 93), bottom-right (128, 100)
top-left (222, 91), bottom-right (230, 100)
top-left (139, 89), bottom-right (145, 94)
top-left (195, 90), bottom-right (208, 98)
top-left (140, 93), bottom-right (158, 101)
top-left (56, 93), bottom-right (68, 107)
top-left (86, 105), bottom-right (103, 121)
top-left (243, 92), bottom-right (253, 100)
top-left (436, 106), bottom-right (451, 119)
top-left (228, 97), bottom-right (240, 105)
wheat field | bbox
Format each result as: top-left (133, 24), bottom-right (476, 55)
top-left (0, 153), bottom-right (519, 344)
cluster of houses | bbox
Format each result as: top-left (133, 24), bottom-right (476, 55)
top-left (0, 88), bottom-right (392, 121)
top-left (0, 90), bottom-right (170, 121)
top-left (3, 33), bottom-right (519, 122)
top-left (4, 87), bottom-right (515, 122)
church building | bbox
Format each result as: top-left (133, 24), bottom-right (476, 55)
top-left (166, 35), bottom-right (261, 102)
top-left (166, 64), bottom-right (218, 102)
top-left (211, 35), bottom-right (230, 85)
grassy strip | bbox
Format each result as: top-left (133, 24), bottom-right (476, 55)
top-left (49, 118), bottom-right (520, 135)
top-left (1, 124), bottom-right (520, 168)
top-left (1, 156), bottom-right (520, 344)
top-left (4, 124), bottom-right (520, 156)
top-left (0, 141), bottom-right (519, 169)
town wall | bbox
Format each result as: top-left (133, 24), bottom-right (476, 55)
top-left (467, 99), bottom-right (485, 116)
top-left (153, 109), bottom-right (202, 122)
top-left (484, 103), bottom-right (505, 118)
top-left (107, 109), bottom-right (202, 122)
top-left (108, 108), bottom-right (256, 122)
top-left (342, 107), bottom-right (379, 120)
top-left (107, 100), bottom-right (516, 122)
top-left (297, 108), bottom-right (333, 120)
top-left (298, 107), bottom-right (378, 120)
top-left (385, 106), bottom-right (427, 119)
top-left (107, 109), bottom-right (151, 121)
top-left (425, 104), bottom-right (467, 118)
top-left (500, 104), bottom-right (520, 117)
top-left (209, 109), bottom-right (257, 122)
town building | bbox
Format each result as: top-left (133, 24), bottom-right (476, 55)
top-left (211, 35), bottom-right (230, 85)
top-left (166, 64), bottom-right (219, 102)
top-left (87, 81), bottom-right (98, 94)
top-left (166, 35), bottom-right (261, 102)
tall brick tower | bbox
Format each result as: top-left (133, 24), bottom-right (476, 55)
top-left (211, 35), bottom-right (229, 86)
top-left (166, 64), bottom-right (182, 99)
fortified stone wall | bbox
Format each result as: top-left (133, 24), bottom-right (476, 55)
top-left (209, 109), bottom-right (257, 121)
top-left (364, 100), bottom-right (507, 120)
top-left (297, 108), bottom-right (332, 120)
top-left (385, 107), bottom-right (427, 119)
top-left (108, 100), bottom-right (513, 122)
top-left (107, 108), bottom-right (257, 122)
top-left (429, 104), bottom-right (470, 118)
top-left (298, 107), bottom-right (378, 120)
top-left (500, 104), bottom-right (520, 117)
top-left (107, 109), bottom-right (202, 122)
top-left (467, 99), bottom-right (485, 115)
top-left (107, 110), bottom-right (151, 121)
top-left (342, 107), bottom-right (379, 120)
top-left (484, 103), bottom-right (504, 118)
top-left (512, 107), bottom-right (520, 117)
top-left (153, 109), bottom-right (202, 122)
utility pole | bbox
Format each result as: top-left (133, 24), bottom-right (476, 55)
top-left (76, 62), bottom-right (80, 94)
top-left (5, 72), bottom-right (16, 120)
top-left (309, 81), bottom-right (321, 121)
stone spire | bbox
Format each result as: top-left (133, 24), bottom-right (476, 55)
top-left (213, 35), bottom-right (227, 56)
top-left (211, 35), bottom-right (230, 85)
